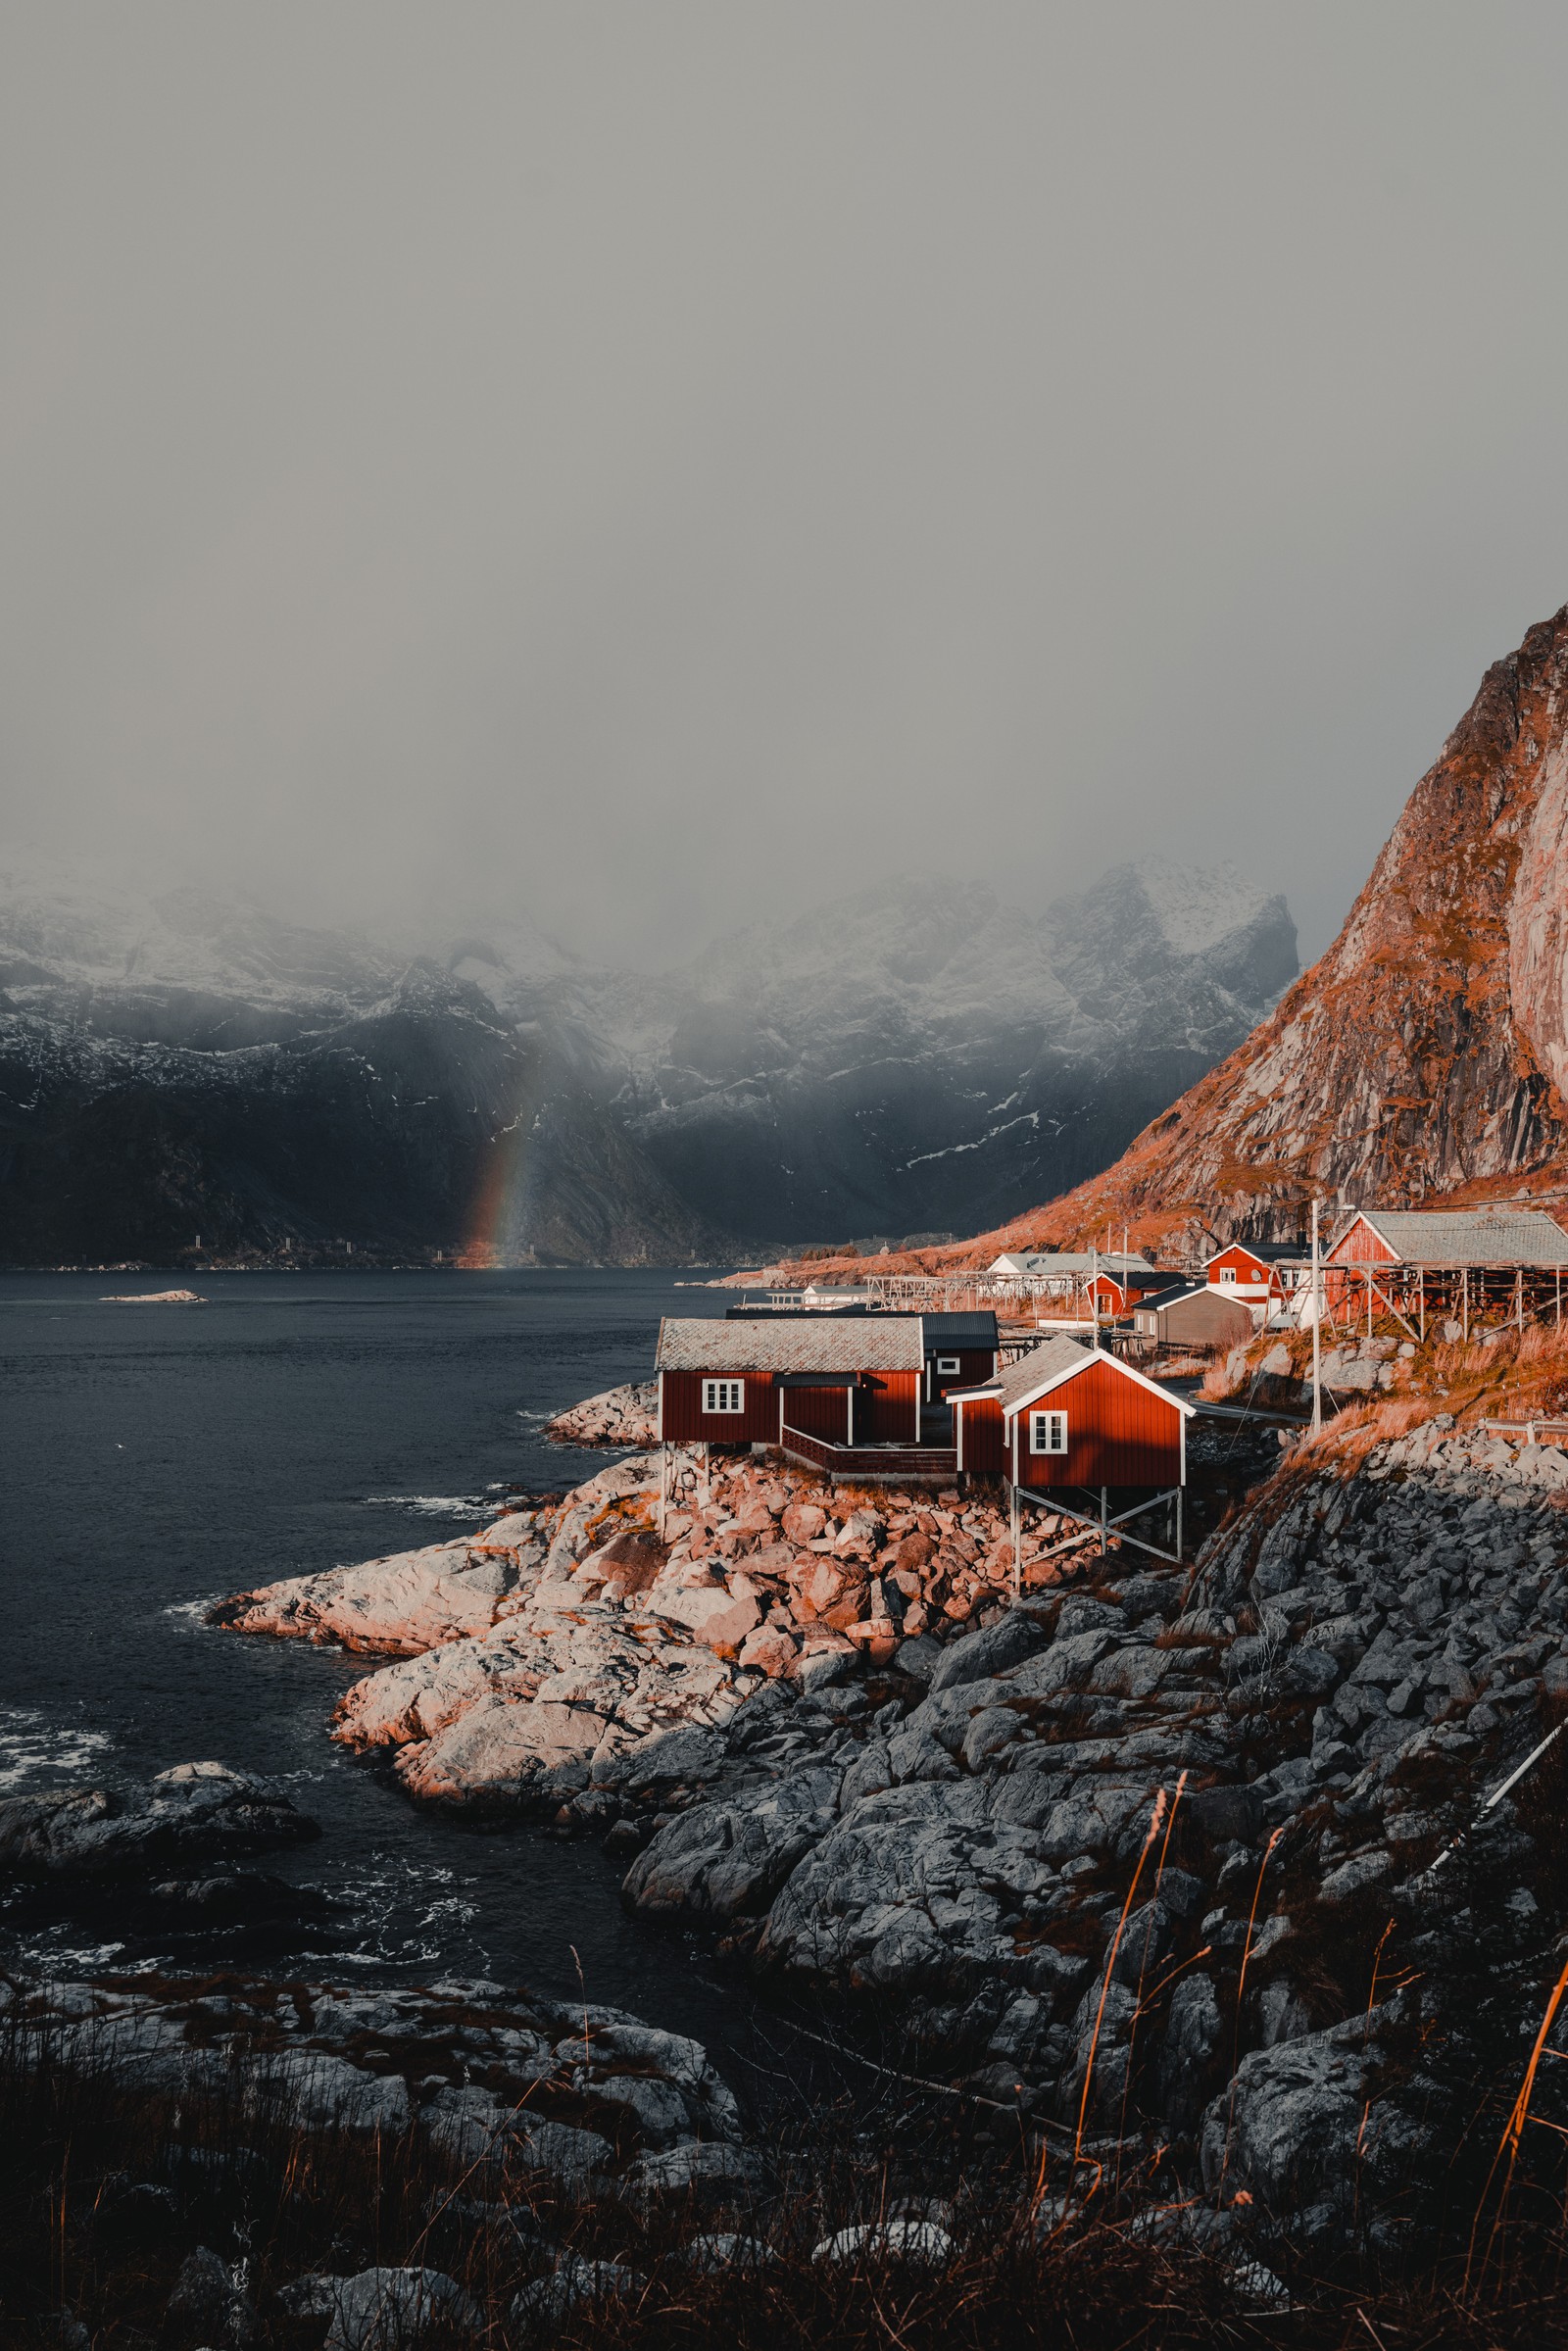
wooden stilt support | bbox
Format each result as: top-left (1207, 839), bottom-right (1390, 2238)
top-left (1009, 1483), bottom-right (1020, 1601)
top-left (1369, 1276), bottom-right (1420, 1344)
top-left (1463, 1267), bottom-right (1469, 1343)
top-left (1101, 1487), bottom-right (1107, 1556)
top-left (1418, 1266), bottom-right (1425, 1346)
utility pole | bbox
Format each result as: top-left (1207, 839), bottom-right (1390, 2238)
top-left (1310, 1198), bottom-right (1323, 1434)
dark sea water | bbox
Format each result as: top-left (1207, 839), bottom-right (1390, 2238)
top-left (0, 1269), bottom-right (762, 2060)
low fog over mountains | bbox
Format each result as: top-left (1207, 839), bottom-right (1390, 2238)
top-left (0, 857), bottom-right (1295, 1265)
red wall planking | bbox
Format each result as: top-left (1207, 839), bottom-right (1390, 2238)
top-left (867, 1370), bottom-right (920, 1442)
top-left (956, 1393), bottom-right (1005, 1476)
top-left (926, 1347), bottom-right (997, 1402)
top-left (1010, 1359), bottom-right (1182, 1490)
top-left (1323, 1216), bottom-right (1396, 1309)
top-left (659, 1369), bottom-right (780, 1445)
top-left (779, 1385), bottom-right (854, 1444)
top-left (660, 1367), bottom-right (921, 1447)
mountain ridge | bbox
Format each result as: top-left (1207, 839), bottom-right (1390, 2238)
top-left (0, 853), bottom-right (1295, 1266)
top-left (834, 604), bottom-right (1568, 1275)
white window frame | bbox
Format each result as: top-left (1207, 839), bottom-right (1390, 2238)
top-left (1218, 1267), bottom-right (1237, 1284)
top-left (702, 1378), bottom-right (745, 1415)
top-left (936, 1355), bottom-right (960, 1376)
top-left (1029, 1408), bottom-right (1068, 1455)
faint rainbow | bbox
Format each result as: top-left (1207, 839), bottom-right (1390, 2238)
top-left (460, 1105), bottom-right (530, 1267)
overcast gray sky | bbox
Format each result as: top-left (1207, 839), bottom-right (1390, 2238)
top-left (4, 3), bottom-right (1567, 970)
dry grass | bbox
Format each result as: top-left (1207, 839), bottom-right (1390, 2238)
top-left (14, 1904), bottom-right (1568, 2347)
top-left (0, 2032), bottom-right (1262, 2351)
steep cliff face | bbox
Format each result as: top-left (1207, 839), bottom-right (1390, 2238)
top-left (982, 605), bottom-right (1568, 1254)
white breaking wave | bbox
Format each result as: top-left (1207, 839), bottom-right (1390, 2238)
top-left (363, 1494), bottom-right (492, 1519)
top-left (164, 1594), bottom-right (224, 1631)
top-left (0, 1707), bottom-right (115, 1792)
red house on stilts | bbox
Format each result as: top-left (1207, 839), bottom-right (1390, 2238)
top-left (950, 1334), bottom-right (1195, 1563)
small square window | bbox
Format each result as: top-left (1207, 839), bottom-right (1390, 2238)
top-left (936, 1355), bottom-right (960, 1375)
top-left (1218, 1267), bottom-right (1237, 1283)
top-left (1030, 1409), bottom-right (1068, 1455)
top-left (702, 1378), bottom-right (745, 1414)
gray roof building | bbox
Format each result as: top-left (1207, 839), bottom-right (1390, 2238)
top-left (949, 1332), bottom-right (1196, 1417)
top-left (656, 1316), bottom-right (926, 1375)
top-left (1332, 1207), bottom-right (1568, 1268)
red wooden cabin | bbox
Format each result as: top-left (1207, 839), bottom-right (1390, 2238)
top-left (921, 1310), bottom-right (999, 1402)
top-left (1088, 1270), bottom-right (1137, 1315)
top-left (951, 1334), bottom-right (1193, 1490)
top-left (1205, 1242), bottom-right (1287, 1302)
top-left (1323, 1206), bottom-right (1568, 1310)
top-left (656, 1316), bottom-right (927, 1449)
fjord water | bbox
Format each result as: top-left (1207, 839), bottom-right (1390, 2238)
top-left (0, 1269), bottom-right (746, 2050)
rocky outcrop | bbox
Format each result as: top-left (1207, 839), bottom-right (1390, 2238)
top-left (5, 1969), bottom-right (742, 2162)
top-left (216, 1513), bottom-right (546, 1654)
top-left (544, 1381), bottom-right (658, 1449)
top-left (0, 1762), bottom-right (319, 1879)
top-left (219, 1384), bottom-right (1568, 2250)
top-left (613, 1416), bottom-right (1568, 2249)
top-left (222, 1453), bottom-right (1107, 1816)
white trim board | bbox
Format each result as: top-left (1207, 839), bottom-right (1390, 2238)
top-left (998, 1345), bottom-right (1197, 1423)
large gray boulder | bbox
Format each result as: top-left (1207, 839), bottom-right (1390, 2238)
top-left (928, 1610), bottom-right (1051, 1692)
top-left (621, 1771), bottom-right (841, 1921)
top-left (1199, 2013), bottom-right (1413, 2241)
top-left (320, 2268), bottom-right (481, 2350)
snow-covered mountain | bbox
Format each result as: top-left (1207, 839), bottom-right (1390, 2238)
top-left (0, 855), bottom-right (1295, 1264)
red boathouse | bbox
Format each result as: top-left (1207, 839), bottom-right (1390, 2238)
top-left (951, 1334), bottom-right (1192, 1489)
top-left (656, 1316), bottom-right (927, 1450)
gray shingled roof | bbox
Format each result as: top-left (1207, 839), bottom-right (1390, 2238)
top-left (656, 1316), bottom-right (926, 1374)
top-left (1001, 1251), bottom-right (1155, 1278)
top-left (1345, 1208), bottom-right (1568, 1267)
top-left (953, 1333), bottom-right (1195, 1417)
top-left (949, 1333), bottom-right (1092, 1408)
top-left (995, 1335), bottom-right (1098, 1408)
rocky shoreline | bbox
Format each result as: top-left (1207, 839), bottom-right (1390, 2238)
top-left (544, 1380), bottom-right (659, 1448)
top-left (16, 1366), bottom-right (1568, 2330)
top-left (211, 1394), bottom-right (1568, 2267)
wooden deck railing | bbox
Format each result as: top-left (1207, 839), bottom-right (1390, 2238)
top-left (779, 1425), bottom-right (959, 1481)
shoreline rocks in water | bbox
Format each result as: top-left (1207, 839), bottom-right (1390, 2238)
top-left (100, 1288), bottom-right (207, 1303)
top-left (0, 1762), bottom-right (320, 1878)
top-left (214, 1396), bottom-right (1568, 2255)
top-left (219, 1452), bottom-right (1107, 1816)
top-left (215, 1512), bottom-right (545, 1654)
top-left (544, 1380), bottom-right (659, 1449)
